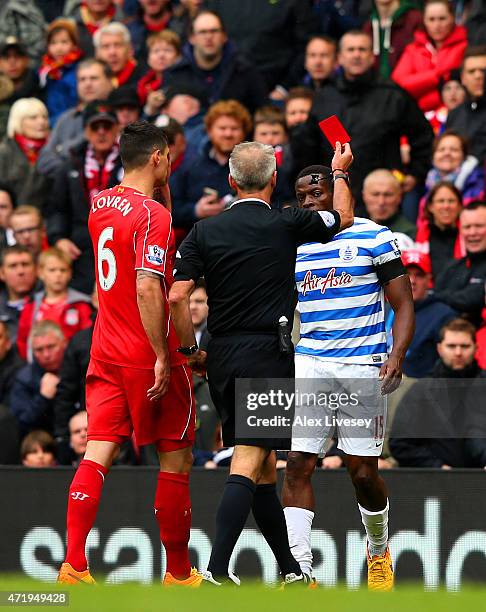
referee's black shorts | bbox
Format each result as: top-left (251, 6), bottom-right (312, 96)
top-left (207, 334), bottom-right (294, 449)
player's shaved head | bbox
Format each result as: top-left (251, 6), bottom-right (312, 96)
top-left (120, 120), bottom-right (168, 172)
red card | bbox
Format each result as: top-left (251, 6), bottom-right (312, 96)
top-left (319, 115), bottom-right (351, 148)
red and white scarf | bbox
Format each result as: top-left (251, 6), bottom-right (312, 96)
top-left (85, 143), bottom-right (119, 200)
top-left (39, 48), bottom-right (83, 86)
top-left (137, 69), bottom-right (163, 104)
top-left (15, 134), bottom-right (47, 165)
top-left (113, 58), bottom-right (137, 87)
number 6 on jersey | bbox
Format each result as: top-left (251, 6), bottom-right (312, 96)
top-left (98, 226), bottom-right (117, 291)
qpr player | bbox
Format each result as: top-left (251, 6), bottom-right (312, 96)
top-left (57, 121), bottom-right (202, 587)
top-left (282, 165), bottom-right (415, 590)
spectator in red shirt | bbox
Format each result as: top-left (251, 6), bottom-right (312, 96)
top-left (392, 0), bottom-right (468, 112)
top-left (17, 248), bottom-right (93, 361)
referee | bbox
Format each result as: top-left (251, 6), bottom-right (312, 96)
top-left (169, 140), bottom-right (354, 585)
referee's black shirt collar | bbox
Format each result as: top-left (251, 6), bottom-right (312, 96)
top-left (229, 198), bottom-right (271, 210)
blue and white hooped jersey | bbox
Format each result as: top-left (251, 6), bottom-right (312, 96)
top-left (295, 217), bottom-right (402, 365)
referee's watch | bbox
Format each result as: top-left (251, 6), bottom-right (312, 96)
top-left (177, 344), bottom-right (198, 356)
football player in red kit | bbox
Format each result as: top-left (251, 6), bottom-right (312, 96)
top-left (57, 120), bottom-right (201, 587)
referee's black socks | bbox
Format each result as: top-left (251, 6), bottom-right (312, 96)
top-left (207, 474), bottom-right (256, 578)
top-left (207, 476), bottom-right (302, 579)
top-left (252, 483), bottom-right (302, 576)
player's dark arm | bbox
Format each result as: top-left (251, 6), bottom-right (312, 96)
top-left (381, 274), bottom-right (415, 395)
top-left (136, 269), bottom-right (170, 400)
top-left (331, 142), bottom-right (354, 230)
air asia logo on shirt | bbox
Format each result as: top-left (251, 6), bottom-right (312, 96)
top-left (301, 268), bottom-right (352, 296)
top-left (145, 244), bottom-right (164, 265)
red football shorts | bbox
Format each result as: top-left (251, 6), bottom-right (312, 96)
top-left (86, 358), bottom-right (195, 448)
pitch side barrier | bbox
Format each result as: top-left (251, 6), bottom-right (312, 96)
top-left (1, 467), bottom-right (486, 589)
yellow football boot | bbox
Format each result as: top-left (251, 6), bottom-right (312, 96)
top-left (367, 546), bottom-right (394, 591)
top-left (163, 567), bottom-right (203, 588)
top-left (57, 562), bottom-right (96, 585)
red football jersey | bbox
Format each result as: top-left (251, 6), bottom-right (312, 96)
top-left (88, 185), bottom-right (184, 368)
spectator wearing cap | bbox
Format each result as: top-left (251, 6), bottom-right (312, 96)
top-left (171, 99), bottom-right (250, 231)
top-left (0, 38), bottom-right (41, 138)
top-left (169, 10), bottom-right (266, 114)
top-left (94, 22), bottom-right (145, 89)
top-left (446, 46), bottom-right (486, 163)
top-left (37, 59), bottom-right (113, 180)
top-left (392, 0), bottom-right (467, 113)
top-left (205, 0), bottom-right (314, 92)
top-left (137, 29), bottom-right (182, 109)
top-left (69, 0), bottom-right (124, 58)
top-left (363, 169), bottom-right (417, 239)
top-left (46, 101), bottom-right (122, 294)
top-left (125, 0), bottom-right (172, 61)
top-left (0, 97), bottom-right (49, 210)
top-left (434, 200), bottom-right (486, 322)
top-left (108, 86), bottom-right (141, 128)
top-left (10, 320), bottom-right (67, 437)
top-left (156, 83), bottom-right (208, 155)
top-left (0, 1), bottom-right (46, 66)
top-left (39, 19), bottom-right (83, 127)
top-left (416, 182), bottom-right (465, 281)
top-left (399, 250), bottom-right (457, 378)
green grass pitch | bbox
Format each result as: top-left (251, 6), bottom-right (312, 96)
top-left (0, 577), bottom-right (483, 612)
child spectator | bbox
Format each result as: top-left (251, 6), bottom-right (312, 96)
top-left (284, 87), bottom-right (314, 129)
top-left (253, 106), bottom-right (288, 148)
top-left (39, 19), bottom-right (83, 127)
top-left (253, 106), bottom-right (293, 208)
top-left (21, 430), bottom-right (56, 467)
top-left (137, 30), bottom-right (182, 109)
top-left (17, 248), bottom-right (92, 361)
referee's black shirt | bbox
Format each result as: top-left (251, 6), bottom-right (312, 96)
top-left (173, 198), bottom-right (341, 336)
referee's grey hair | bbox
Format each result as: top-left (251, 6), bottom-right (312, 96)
top-left (229, 142), bottom-right (276, 192)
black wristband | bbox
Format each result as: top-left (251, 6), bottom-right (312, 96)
top-left (331, 168), bottom-right (347, 174)
top-left (177, 344), bottom-right (198, 356)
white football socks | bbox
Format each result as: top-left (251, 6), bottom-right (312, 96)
top-left (283, 506), bottom-right (314, 577)
top-left (358, 499), bottom-right (389, 557)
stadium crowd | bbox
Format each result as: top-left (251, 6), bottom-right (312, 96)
top-left (0, 0), bottom-right (485, 469)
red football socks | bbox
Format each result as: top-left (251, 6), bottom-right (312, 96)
top-left (154, 471), bottom-right (191, 579)
top-left (65, 459), bottom-right (108, 572)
